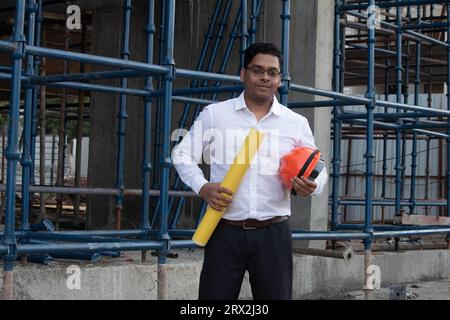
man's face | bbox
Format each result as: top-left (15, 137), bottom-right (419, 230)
top-left (240, 53), bottom-right (281, 102)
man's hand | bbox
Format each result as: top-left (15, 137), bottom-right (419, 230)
top-left (199, 182), bottom-right (233, 211)
top-left (291, 176), bottom-right (317, 197)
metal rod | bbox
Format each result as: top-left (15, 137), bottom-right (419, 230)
top-left (140, 0), bottom-right (156, 262)
top-left (39, 45), bottom-right (46, 219)
top-left (158, 0), bottom-right (176, 268)
top-left (446, 2), bottom-right (450, 223)
top-left (3, 0), bottom-right (26, 301)
top-left (0, 184), bottom-right (198, 196)
top-left (114, 0), bottom-right (132, 231)
top-left (332, 0), bottom-right (342, 231)
top-left (240, 0), bottom-right (248, 68)
top-left (345, 9), bottom-right (450, 47)
top-left (280, 0), bottom-right (291, 105)
top-left (20, 0), bottom-right (37, 233)
top-left (140, 0), bottom-right (156, 223)
top-left (73, 24), bottom-right (87, 229)
top-left (56, 31), bottom-right (69, 230)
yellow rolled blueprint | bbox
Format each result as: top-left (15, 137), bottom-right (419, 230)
top-left (192, 128), bottom-right (265, 246)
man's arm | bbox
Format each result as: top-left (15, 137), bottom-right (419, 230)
top-left (172, 107), bottom-right (211, 194)
top-left (172, 107), bottom-right (233, 210)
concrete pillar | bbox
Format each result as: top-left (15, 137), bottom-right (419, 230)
top-left (260, 0), bottom-right (334, 248)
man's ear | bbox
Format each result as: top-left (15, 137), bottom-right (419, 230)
top-left (240, 68), bottom-right (245, 82)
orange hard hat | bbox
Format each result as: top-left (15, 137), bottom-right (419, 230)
top-left (279, 146), bottom-right (324, 189)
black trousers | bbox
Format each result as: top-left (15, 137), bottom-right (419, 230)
top-left (198, 219), bottom-right (293, 300)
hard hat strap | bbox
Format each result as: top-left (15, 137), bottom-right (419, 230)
top-left (297, 149), bottom-right (320, 178)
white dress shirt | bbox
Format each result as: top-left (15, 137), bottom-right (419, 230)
top-left (172, 92), bottom-right (328, 221)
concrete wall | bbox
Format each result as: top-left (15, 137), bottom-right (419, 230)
top-left (1, 249), bottom-right (450, 299)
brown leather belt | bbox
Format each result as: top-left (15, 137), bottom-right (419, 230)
top-left (220, 216), bottom-right (288, 230)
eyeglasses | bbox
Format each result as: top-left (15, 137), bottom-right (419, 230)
top-left (245, 66), bottom-right (281, 79)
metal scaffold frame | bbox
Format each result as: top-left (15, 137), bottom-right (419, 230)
top-left (0, 0), bottom-right (449, 300)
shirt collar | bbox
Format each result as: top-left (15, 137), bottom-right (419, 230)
top-left (235, 91), bottom-right (282, 116)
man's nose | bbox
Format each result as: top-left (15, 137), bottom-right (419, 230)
top-left (261, 71), bottom-right (270, 80)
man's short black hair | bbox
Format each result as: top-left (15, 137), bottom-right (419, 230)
top-left (243, 42), bottom-right (283, 70)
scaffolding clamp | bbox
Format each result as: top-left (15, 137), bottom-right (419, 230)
top-left (160, 157), bottom-right (173, 169)
top-left (165, 64), bottom-right (176, 81)
top-left (26, 0), bottom-right (39, 14)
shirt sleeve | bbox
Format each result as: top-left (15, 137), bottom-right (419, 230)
top-left (296, 117), bottom-right (328, 196)
top-left (171, 106), bottom-right (213, 194)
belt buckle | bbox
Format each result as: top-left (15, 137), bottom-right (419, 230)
top-left (242, 220), bottom-right (257, 230)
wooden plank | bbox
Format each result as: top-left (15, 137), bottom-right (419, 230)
top-left (32, 204), bottom-right (86, 212)
top-left (401, 213), bottom-right (450, 226)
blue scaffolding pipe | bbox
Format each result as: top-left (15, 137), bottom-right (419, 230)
top-left (338, 111), bottom-right (430, 120)
top-left (171, 96), bottom-right (217, 105)
top-left (339, 199), bottom-right (447, 206)
top-left (373, 228), bottom-right (450, 238)
top-left (280, 0), bottom-right (291, 106)
top-left (376, 100), bottom-right (450, 116)
top-left (158, 0), bottom-right (176, 265)
top-left (364, 0), bottom-right (376, 246)
top-left (410, 44), bottom-right (421, 213)
top-left (29, 0), bottom-right (42, 187)
top-left (28, 69), bottom-right (153, 84)
top-left (20, 0), bottom-right (37, 233)
top-left (47, 80), bottom-right (149, 96)
top-left (114, 0), bottom-right (133, 231)
top-left (412, 129), bottom-right (449, 139)
top-left (345, 119), bottom-right (450, 138)
top-left (140, 0), bottom-right (155, 233)
top-left (1, 71), bottom-right (239, 103)
top-left (288, 100), bottom-right (361, 108)
top-left (26, 229), bottom-right (147, 238)
top-left (342, 0), bottom-right (450, 10)
top-left (447, 2), bottom-right (450, 219)
top-left (401, 22), bottom-right (450, 30)
top-left (337, 224), bottom-right (448, 231)
top-left (27, 233), bottom-right (139, 243)
top-left (0, 184), bottom-right (198, 197)
top-left (151, 0), bottom-right (167, 190)
top-left (21, 44), bottom-right (170, 74)
top-left (176, 68), bottom-right (241, 82)
top-left (345, 119), bottom-right (399, 130)
top-left (331, 0), bottom-right (342, 231)
top-left (347, 43), bottom-right (408, 58)
top-left (290, 83), bottom-right (371, 104)
top-left (15, 241), bottom-right (162, 255)
top-left (1, 72), bottom-right (235, 99)
top-left (291, 232), bottom-right (370, 241)
top-left (346, 10), bottom-right (450, 47)
top-left (394, 5), bottom-right (403, 218)
top-left (239, 0), bottom-right (248, 68)
top-left (382, 32), bottom-right (391, 212)
top-left (152, 85), bottom-right (244, 97)
top-left (249, 0), bottom-right (258, 45)
top-left (3, 0), bottom-right (26, 275)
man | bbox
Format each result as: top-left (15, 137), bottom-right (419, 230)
top-left (172, 42), bottom-right (328, 300)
